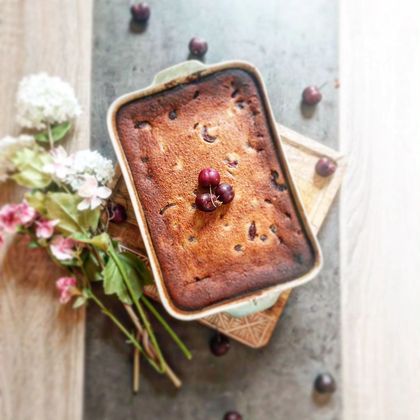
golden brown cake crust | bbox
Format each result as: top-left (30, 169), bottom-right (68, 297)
top-left (116, 68), bottom-right (314, 310)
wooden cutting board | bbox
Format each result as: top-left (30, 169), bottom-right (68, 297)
top-left (108, 124), bottom-right (346, 348)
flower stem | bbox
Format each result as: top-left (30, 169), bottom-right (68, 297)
top-left (133, 332), bottom-right (141, 393)
top-left (88, 290), bottom-right (161, 373)
top-left (90, 245), bottom-right (104, 270)
top-left (123, 301), bottom-right (181, 387)
top-left (47, 123), bottom-right (54, 150)
top-left (141, 295), bottom-right (192, 360)
top-left (107, 245), bottom-right (166, 372)
top-left (124, 304), bottom-right (155, 359)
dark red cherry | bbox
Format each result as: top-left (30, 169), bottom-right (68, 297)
top-left (189, 37), bottom-right (208, 56)
top-left (214, 183), bottom-right (234, 204)
top-left (198, 168), bottom-right (220, 188)
top-left (210, 333), bottom-right (230, 356)
top-left (108, 203), bottom-right (127, 224)
top-left (130, 3), bottom-right (151, 23)
top-left (224, 411), bottom-right (243, 420)
top-left (315, 157), bottom-right (337, 177)
top-left (314, 372), bottom-right (337, 394)
top-left (302, 85), bottom-right (322, 105)
top-left (195, 193), bottom-right (217, 212)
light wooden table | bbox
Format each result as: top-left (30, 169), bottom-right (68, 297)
top-left (1, 1), bottom-right (420, 419)
top-left (0, 1), bottom-right (91, 420)
top-left (340, 1), bottom-right (420, 419)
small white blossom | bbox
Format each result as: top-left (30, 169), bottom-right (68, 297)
top-left (16, 73), bottom-right (81, 130)
top-left (43, 146), bottom-right (75, 180)
top-left (77, 175), bottom-right (111, 210)
top-left (65, 150), bottom-right (114, 190)
top-left (0, 135), bottom-right (35, 182)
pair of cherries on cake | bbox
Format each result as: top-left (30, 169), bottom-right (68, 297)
top-left (195, 168), bottom-right (235, 212)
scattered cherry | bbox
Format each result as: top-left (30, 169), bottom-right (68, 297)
top-left (224, 411), bottom-right (243, 420)
top-left (315, 157), bottom-right (336, 177)
top-left (130, 2), bottom-right (151, 23)
top-left (302, 85), bottom-right (322, 105)
top-left (215, 183), bottom-right (235, 204)
top-left (189, 37), bottom-right (208, 57)
top-left (314, 372), bottom-right (336, 394)
top-left (195, 193), bottom-right (218, 212)
top-left (108, 203), bottom-right (127, 224)
top-left (198, 167), bottom-right (220, 188)
top-left (210, 333), bottom-right (230, 356)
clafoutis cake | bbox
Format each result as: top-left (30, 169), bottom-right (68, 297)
top-left (115, 68), bottom-right (315, 310)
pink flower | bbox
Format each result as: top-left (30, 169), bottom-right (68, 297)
top-left (0, 201), bottom-right (36, 233)
top-left (0, 230), bottom-right (4, 247)
top-left (0, 204), bottom-right (19, 233)
top-left (16, 201), bottom-right (37, 224)
top-left (43, 146), bottom-right (74, 180)
top-left (35, 219), bottom-right (59, 239)
top-left (50, 236), bottom-right (76, 260)
top-left (56, 276), bottom-right (77, 304)
top-left (77, 175), bottom-right (111, 210)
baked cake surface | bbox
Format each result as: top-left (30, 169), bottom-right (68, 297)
top-left (116, 68), bottom-right (314, 310)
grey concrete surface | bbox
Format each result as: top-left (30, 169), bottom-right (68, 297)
top-left (86, 0), bottom-right (340, 419)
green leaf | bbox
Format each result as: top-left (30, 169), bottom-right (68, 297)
top-left (79, 207), bottom-right (101, 233)
top-left (25, 191), bottom-right (47, 215)
top-left (82, 252), bottom-right (102, 282)
top-left (44, 192), bottom-right (100, 234)
top-left (72, 296), bottom-right (87, 309)
top-left (90, 233), bottom-right (111, 251)
top-left (58, 258), bottom-right (79, 267)
top-left (102, 252), bottom-right (143, 304)
top-left (35, 122), bottom-right (72, 143)
top-left (119, 252), bottom-right (153, 285)
top-left (44, 193), bottom-right (82, 234)
top-left (27, 241), bottom-right (40, 249)
top-left (72, 232), bottom-right (110, 251)
top-left (83, 288), bottom-right (93, 299)
top-left (11, 147), bottom-right (53, 188)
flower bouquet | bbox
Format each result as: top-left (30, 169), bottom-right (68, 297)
top-left (0, 73), bottom-right (191, 390)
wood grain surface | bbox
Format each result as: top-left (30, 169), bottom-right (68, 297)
top-left (109, 124), bottom-right (346, 348)
top-left (340, 1), bottom-right (420, 419)
top-left (0, 1), bottom-right (92, 420)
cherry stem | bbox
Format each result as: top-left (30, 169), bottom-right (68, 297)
top-left (208, 185), bottom-right (221, 208)
top-left (209, 185), bottom-right (217, 208)
top-left (318, 81), bottom-right (328, 90)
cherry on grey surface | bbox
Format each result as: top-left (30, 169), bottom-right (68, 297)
top-left (86, 0), bottom-right (340, 419)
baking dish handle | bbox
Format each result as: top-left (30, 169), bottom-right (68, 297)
top-left (152, 60), bottom-right (207, 86)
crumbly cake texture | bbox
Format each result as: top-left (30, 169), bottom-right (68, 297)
top-left (116, 68), bottom-right (315, 311)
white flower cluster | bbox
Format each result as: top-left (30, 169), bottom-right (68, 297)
top-left (0, 135), bottom-right (35, 182)
top-left (44, 147), bottom-right (114, 191)
top-left (69, 150), bottom-right (114, 189)
top-left (16, 73), bottom-right (81, 130)
top-left (66, 150), bottom-right (114, 190)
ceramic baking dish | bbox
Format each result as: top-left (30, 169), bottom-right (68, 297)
top-left (107, 60), bottom-right (323, 321)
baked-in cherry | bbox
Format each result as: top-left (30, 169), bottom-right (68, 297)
top-left (198, 167), bottom-right (220, 188)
